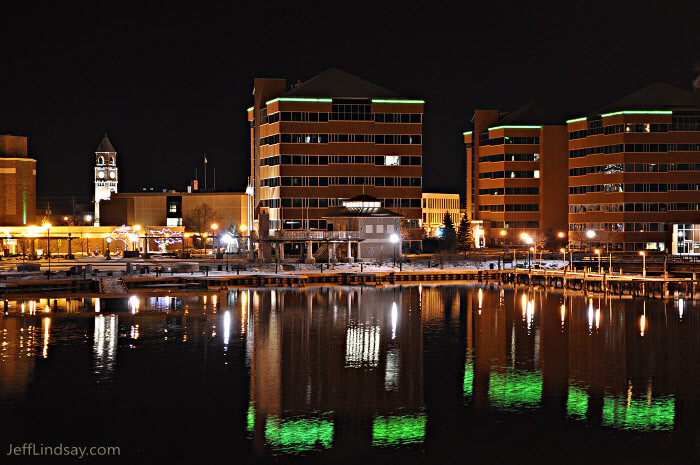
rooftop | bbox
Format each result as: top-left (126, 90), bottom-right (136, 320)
top-left (595, 82), bottom-right (699, 115)
top-left (282, 68), bottom-right (403, 99)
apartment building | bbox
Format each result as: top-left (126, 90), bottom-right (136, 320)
top-left (421, 193), bottom-right (461, 237)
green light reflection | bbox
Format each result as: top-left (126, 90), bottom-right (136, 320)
top-left (247, 405), bottom-right (255, 432)
top-left (566, 385), bottom-right (588, 421)
top-left (601, 395), bottom-right (674, 431)
top-left (372, 413), bottom-right (427, 447)
top-left (488, 368), bottom-right (542, 411)
top-left (264, 415), bottom-right (334, 452)
top-left (463, 358), bottom-right (474, 397)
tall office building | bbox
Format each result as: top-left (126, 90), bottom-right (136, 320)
top-left (567, 82), bottom-right (700, 251)
top-left (248, 69), bottom-right (424, 251)
top-left (0, 135), bottom-right (36, 225)
top-left (464, 102), bottom-right (569, 246)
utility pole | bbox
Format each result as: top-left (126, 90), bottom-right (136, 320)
top-left (203, 154), bottom-right (208, 191)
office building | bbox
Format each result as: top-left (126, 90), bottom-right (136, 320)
top-left (0, 135), bottom-right (36, 226)
top-left (421, 193), bottom-right (461, 237)
top-left (567, 82), bottom-right (700, 251)
top-left (464, 102), bottom-right (569, 246)
top-left (249, 68), bottom-right (424, 252)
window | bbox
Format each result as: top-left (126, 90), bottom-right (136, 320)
top-left (376, 225), bottom-right (384, 233)
top-left (534, 170), bottom-right (540, 178)
top-left (385, 156), bottom-right (399, 166)
top-left (366, 224), bottom-right (373, 233)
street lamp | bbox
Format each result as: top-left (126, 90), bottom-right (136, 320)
top-left (594, 249), bottom-right (601, 273)
top-left (211, 223), bottom-right (219, 254)
top-left (639, 250), bottom-right (646, 277)
top-left (586, 229), bottom-right (596, 253)
top-left (560, 248), bottom-right (566, 269)
top-left (222, 233), bottom-right (233, 270)
top-left (240, 224), bottom-right (249, 255)
top-left (42, 223), bottom-right (51, 279)
top-left (390, 233), bottom-right (399, 267)
top-left (84, 214), bottom-right (92, 225)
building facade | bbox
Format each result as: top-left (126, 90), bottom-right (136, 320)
top-left (100, 191), bottom-right (249, 231)
top-left (93, 134), bottom-right (118, 226)
top-left (421, 193), bottom-right (461, 237)
top-left (464, 103), bottom-right (569, 246)
top-left (567, 83), bottom-right (700, 251)
top-left (249, 68), bottom-right (424, 252)
top-left (0, 135), bottom-right (36, 226)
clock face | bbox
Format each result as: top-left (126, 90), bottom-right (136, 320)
top-left (98, 171), bottom-right (105, 179)
top-left (109, 171), bottom-right (115, 179)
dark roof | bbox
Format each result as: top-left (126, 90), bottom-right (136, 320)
top-left (596, 82), bottom-right (699, 115)
top-left (497, 100), bottom-right (570, 126)
top-left (96, 134), bottom-right (116, 153)
top-left (346, 194), bottom-right (381, 202)
top-left (283, 68), bottom-right (403, 99)
top-left (324, 207), bottom-right (403, 218)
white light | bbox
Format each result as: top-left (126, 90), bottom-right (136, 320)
top-left (223, 311), bottom-right (231, 346)
top-left (586, 230), bottom-right (596, 239)
top-left (222, 234), bottom-right (233, 244)
top-left (390, 233), bottom-right (399, 244)
top-left (391, 302), bottom-right (398, 340)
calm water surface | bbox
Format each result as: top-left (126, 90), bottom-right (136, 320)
top-left (0, 285), bottom-right (697, 464)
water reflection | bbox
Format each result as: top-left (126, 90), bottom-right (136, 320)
top-left (93, 314), bottom-right (117, 380)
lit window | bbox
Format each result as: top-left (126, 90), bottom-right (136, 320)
top-left (385, 156), bottom-right (399, 166)
top-left (166, 218), bottom-right (181, 226)
top-left (534, 170), bottom-right (540, 178)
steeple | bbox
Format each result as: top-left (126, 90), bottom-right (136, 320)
top-left (96, 133), bottom-right (116, 153)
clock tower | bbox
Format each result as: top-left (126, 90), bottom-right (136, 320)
top-left (94, 134), bottom-right (118, 226)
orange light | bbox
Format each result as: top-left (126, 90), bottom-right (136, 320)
top-left (557, 232), bottom-right (565, 238)
top-left (500, 230), bottom-right (506, 236)
top-left (594, 249), bottom-right (600, 255)
top-left (560, 248), bottom-right (565, 253)
top-left (639, 251), bottom-right (645, 256)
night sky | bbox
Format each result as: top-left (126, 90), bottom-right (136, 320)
top-left (1, 2), bottom-right (698, 210)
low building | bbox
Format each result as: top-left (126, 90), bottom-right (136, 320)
top-left (421, 193), bottom-right (461, 237)
top-left (100, 191), bottom-right (250, 231)
top-left (325, 195), bottom-right (403, 261)
top-left (0, 135), bottom-right (36, 226)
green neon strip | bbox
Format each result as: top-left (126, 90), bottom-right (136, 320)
top-left (372, 99), bottom-right (425, 104)
top-left (463, 131), bottom-right (473, 136)
top-left (600, 110), bottom-right (673, 118)
top-left (566, 117), bottom-right (587, 124)
top-left (372, 413), bottom-right (427, 446)
top-left (488, 125), bottom-right (542, 131)
top-left (488, 368), bottom-right (542, 411)
top-left (264, 415), bottom-right (334, 452)
top-left (601, 394), bottom-right (675, 431)
top-left (265, 97), bottom-right (333, 105)
top-left (566, 385), bottom-right (588, 421)
top-left (247, 106), bottom-right (254, 112)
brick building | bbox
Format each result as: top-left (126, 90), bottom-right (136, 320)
top-left (249, 69), bottom-right (424, 252)
top-left (567, 83), bottom-right (700, 252)
top-left (464, 102), bottom-right (569, 246)
top-left (0, 135), bottom-right (36, 225)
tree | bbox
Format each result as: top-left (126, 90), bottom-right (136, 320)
top-left (441, 211), bottom-right (457, 252)
top-left (457, 215), bottom-right (473, 254)
top-left (183, 203), bottom-right (220, 235)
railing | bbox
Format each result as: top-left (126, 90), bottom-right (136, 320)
top-left (277, 230), bottom-right (362, 240)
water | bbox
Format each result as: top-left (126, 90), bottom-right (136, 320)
top-left (0, 286), bottom-right (697, 464)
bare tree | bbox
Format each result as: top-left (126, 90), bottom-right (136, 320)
top-left (183, 203), bottom-right (220, 235)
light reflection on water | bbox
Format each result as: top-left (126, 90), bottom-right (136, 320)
top-left (0, 286), bottom-right (697, 460)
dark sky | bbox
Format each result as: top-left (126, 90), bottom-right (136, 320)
top-left (1, 2), bottom-right (698, 208)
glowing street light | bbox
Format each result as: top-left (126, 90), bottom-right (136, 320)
top-left (639, 250), bottom-right (646, 277)
top-left (560, 247), bottom-right (566, 268)
top-left (594, 249), bottom-right (601, 273)
top-left (586, 229), bottom-right (596, 253)
top-left (221, 233), bottom-right (233, 270)
top-left (390, 233), bottom-right (399, 267)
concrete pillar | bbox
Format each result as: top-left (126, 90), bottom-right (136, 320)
top-left (346, 240), bottom-right (353, 263)
top-left (305, 241), bottom-right (315, 263)
top-left (330, 242), bottom-right (337, 263)
top-left (356, 241), bottom-right (362, 261)
top-left (278, 242), bottom-right (285, 260)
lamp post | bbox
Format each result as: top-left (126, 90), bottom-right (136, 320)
top-left (43, 223), bottom-right (51, 278)
top-left (240, 224), bottom-right (248, 255)
top-left (211, 223), bottom-right (219, 255)
top-left (586, 229), bottom-right (596, 253)
top-left (222, 233), bottom-right (233, 271)
top-left (639, 250), bottom-right (646, 277)
top-left (390, 233), bottom-right (399, 267)
top-left (560, 248), bottom-right (566, 269)
top-left (594, 249), bottom-right (601, 273)
top-left (500, 229), bottom-right (507, 247)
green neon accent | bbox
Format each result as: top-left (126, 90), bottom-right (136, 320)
top-left (247, 106), bottom-right (254, 112)
top-left (488, 368), bottom-right (542, 411)
top-left (265, 97), bottom-right (333, 105)
top-left (372, 99), bottom-right (425, 104)
top-left (601, 394), bottom-right (675, 431)
top-left (600, 110), bottom-right (673, 118)
top-left (488, 125), bottom-right (542, 131)
top-left (22, 191), bottom-right (27, 224)
top-left (372, 413), bottom-right (427, 447)
top-left (247, 405), bottom-right (255, 432)
top-left (463, 131), bottom-right (473, 136)
top-left (566, 117), bottom-right (587, 124)
top-left (566, 385), bottom-right (589, 421)
top-left (264, 415), bottom-right (334, 452)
